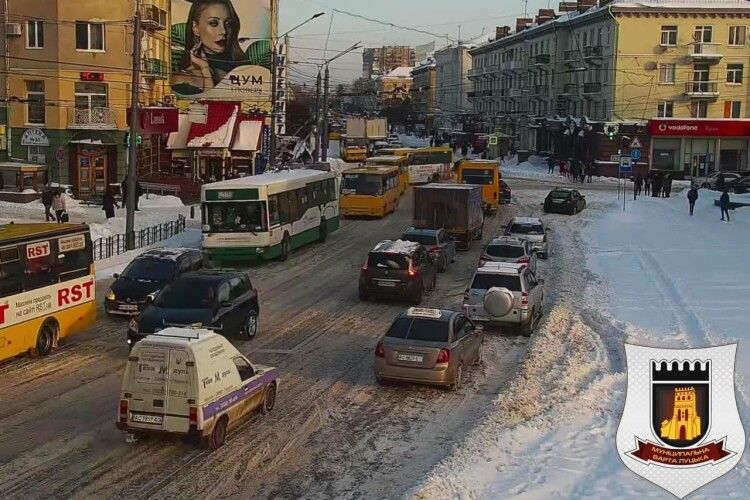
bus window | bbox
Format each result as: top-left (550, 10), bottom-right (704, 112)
top-left (431, 151), bottom-right (452, 164)
top-left (206, 202), bottom-right (268, 232)
top-left (462, 168), bottom-right (496, 185)
top-left (24, 243), bottom-right (57, 290)
top-left (268, 196), bottom-right (280, 226)
top-left (0, 247), bottom-right (23, 298)
top-left (341, 174), bottom-right (383, 196)
top-left (57, 238), bottom-right (92, 281)
top-left (278, 191), bottom-right (291, 224)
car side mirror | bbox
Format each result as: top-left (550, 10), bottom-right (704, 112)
top-left (113, 273), bottom-right (120, 279)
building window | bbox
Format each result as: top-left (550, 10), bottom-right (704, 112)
top-left (727, 64), bottom-right (743, 84)
top-left (692, 101), bottom-right (708, 118)
top-left (728, 26), bottom-right (746, 46)
top-left (693, 25), bottom-right (713, 43)
top-left (658, 101), bottom-right (674, 117)
top-left (661, 26), bottom-right (678, 46)
top-left (26, 20), bottom-right (44, 48)
top-left (724, 101), bottom-right (741, 118)
top-left (28, 145), bottom-right (46, 164)
top-left (25, 81), bottom-right (45, 124)
top-left (659, 63), bottom-right (676, 84)
top-left (75, 22), bottom-right (105, 51)
top-left (74, 82), bottom-right (108, 110)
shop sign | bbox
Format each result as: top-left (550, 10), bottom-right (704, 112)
top-left (127, 107), bottom-right (179, 134)
top-left (650, 119), bottom-right (750, 137)
top-left (21, 128), bottom-right (49, 146)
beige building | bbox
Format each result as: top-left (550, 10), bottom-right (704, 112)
top-left (377, 67), bottom-right (413, 106)
top-left (362, 46), bottom-right (415, 79)
top-left (411, 60), bottom-right (437, 132)
top-left (3, 0), bottom-right (171, 197)
top-left (435, 44), bottom-right (473, 132)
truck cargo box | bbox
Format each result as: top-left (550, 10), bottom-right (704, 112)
top-left (412, 184), bottom-right (484, 248)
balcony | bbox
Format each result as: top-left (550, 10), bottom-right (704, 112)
top-left (142, 58), bottom-right (168, 79)
top-left (509, 60), bottom-right (524, 72)
top-left (688, 43), bottom-right (723, 62)
top-left (467, 91), bottom-right (478, 99)
top-left (509, 88), bottom-right (523, 98)
top-left (498, 88), bottom-right (509, 97)
top-left (562, 83), bottom-right (580, 95)
top-left (140, 3), bottom-right (168, 31)
top-left (564, 49), bottom-right (580, 64)
top-left (534, 54), bottom-right (551, 65)
top-left (534, 84), bottom-right (549, 95)
top-left (583, 82), bottom-right (602, 94)
top-left (583, 45), bottom-right (603, 62)
top-left (481, 89), bottom-right (493, 97)
top-left (68, 107), bottom-right (118, 130)
top-left (468, 67), bottom-right (485, 79)
top-left (684, 81), bottom-right (719, 98)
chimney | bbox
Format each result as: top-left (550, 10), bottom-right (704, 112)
top-left (577, 0), bottom-right (597, 13)
top-left (558, 2), bottom-right (578, 12)
top-left (516, 17), bottom-right (533, 33)
top-left (535, 8), bottom-right (556, 25)
top-left (495, 26), bottom-right (511, 40)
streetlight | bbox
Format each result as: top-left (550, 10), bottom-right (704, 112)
top-left (269, 12), bottom-right (325, 168)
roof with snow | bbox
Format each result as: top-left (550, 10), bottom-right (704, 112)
top-left (204, 169), bottom-right (332, 190)
top-left (187, 102), bottom-right (239, 149)
top-left (382, 67), bottom-right (414, 79)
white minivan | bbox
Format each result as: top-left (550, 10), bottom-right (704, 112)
top-left (116, 327), bottom-right (279, 449)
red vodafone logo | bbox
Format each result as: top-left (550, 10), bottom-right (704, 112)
top-left (658, 124), bottom-right (667, 132)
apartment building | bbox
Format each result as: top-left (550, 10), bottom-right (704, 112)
top-left (411, 60), bottom-right (438, 133)
top-left (377, 67), bottom-right (413, 106)
top-left (434, 44), bottom-right (473, 132)
top-left (362, 46), bottom-right (416, 79)
top-left (3, 0), bottom-right (171, 198)
top-left (469, 0), bottom-right (750, 176)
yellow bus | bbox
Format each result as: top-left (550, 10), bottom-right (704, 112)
top-left (364, 156), bottom-right (409, 195)
top-left (457, 159), bottom-right (502, 214)
top-left (404, 147), bottom-right (453, 184)
top-left (0, 223), bottom-right (97, 362)
top-left (340, 166), bottom-right (401, 217)
top-left (339, 135), bottom-right (368, 162)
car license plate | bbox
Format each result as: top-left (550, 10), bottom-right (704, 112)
top-left (131, 413), bottom-right (163, 424)
top-left (398, 353), bottom-right (423, 362)
top-left (377, 281), bottom-right (396, 287)
top-left (119, 304), bottom-right (138, 311)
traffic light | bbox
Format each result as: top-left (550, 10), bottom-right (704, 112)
top-left (124, 132), bottom-right (142, 147)
top-left (607, 126), bottom-right (616, 140)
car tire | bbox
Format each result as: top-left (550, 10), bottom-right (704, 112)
top-left (375, 376), bottom-right (388, 386)
top-left (208, 416), bottom-right (228, 450)
top-left (521, 311), bottom-right (535, 337)
top-left (280, 234), bottom-right (291, 261)
top-left (450, 363), bottom-right (463, 391)
top-left (474, 342), bottom-right (484, 366)
top-left (30, 322), bottom-right (55, 358)
top-left (318, 218), bottom-right (328, 243)
top-left (261, 382), bottom-right (276, 414)
top-left (431, 274), bottom-right (437, 291)
top-left (358, 288), bottom-right (368, 301)
top-left (438, 254), bottom-right (448, 273)
top-left (243, 310), bottom-right (258, 340)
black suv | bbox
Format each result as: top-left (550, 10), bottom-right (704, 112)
top-left (127, 269), bottom-right (260, 347)
top-left (359, 240), bottom-right (438, 305)
top-left (105, 248), bottom-right (205, 316)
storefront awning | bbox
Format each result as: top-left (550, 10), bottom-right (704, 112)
top-left (232, 120), bottom-right (263, 151)
top-left (68, 131), bottom-right (116, 145)
top-left (167, 114), bottom-right (191, 150)
top-left (187, 102), bottom-right (239, 149)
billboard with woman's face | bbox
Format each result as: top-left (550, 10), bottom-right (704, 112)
top-left (171, 0), bottom-right (276, 110)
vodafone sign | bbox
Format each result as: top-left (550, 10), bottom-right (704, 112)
top-left (650, 119), bottom-right (750, 137)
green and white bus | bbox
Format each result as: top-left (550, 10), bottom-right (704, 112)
top-left (201, 169), bottom-right (340, 262)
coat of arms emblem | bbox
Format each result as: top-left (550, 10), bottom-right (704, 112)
top-left (617, 344), bottom-right (744, 498)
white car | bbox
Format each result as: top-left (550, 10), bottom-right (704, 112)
top-left (503, 217), bottom-right (549, 259)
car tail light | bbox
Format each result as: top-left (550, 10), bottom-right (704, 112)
top-left (189, 406), bottom-right (199, 429)
top-left (119, 399), bottom-right (128, 423)
top-left (521, 292), bottom-right (529, 309)
top-left (436, 348), bottom-right (450, 364)
top-left (361, 258), bottom-right (368, 271)
top-left (408, 259), bottom-right (417, 277)
top-left (517, 256), bottom-right (530, 264)
top-left (375, 341), bottom-right (385, 358)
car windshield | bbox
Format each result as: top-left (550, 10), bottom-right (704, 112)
top-left (402, 233), bottom-right (437, 246)
top-left (510, 223), bottom-right (544, 235)
top-left (486, 244), bottom-right (525, 258)
top-left (367, 253), bottom-right (410, 270)
top-left (461, 169), bottom-right (495, 185)
top-left (121, 257), bottom-right (176, 282)
top-left (550, 191), bottom-right (571, 199)
top-left (155, 279), bottom-right (217, 309)
top-left (206, 202), bottom-right (267, 233)
top-left (341, 173), bottom-right (384, 196)
top-left (386, 317), bottom-right (449, 342)
top-left (471, 273), bottom-right (522, 291)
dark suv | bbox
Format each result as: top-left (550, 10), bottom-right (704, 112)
top-left (359, 240), bottom-right (438, 305)
top-left (105, 248), bottom-right (205, 316)
top-left (127, 269), bottom-right (260, 347)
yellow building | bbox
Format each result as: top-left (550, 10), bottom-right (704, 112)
top-left (661, 386), bottom-right (702, 441)
top-left (4, 0), bottom-right (171, 198)
top-left (377, 67), bottom-right (414, 106)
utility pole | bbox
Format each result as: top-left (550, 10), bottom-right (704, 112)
top-left (321, 65), bottom-right (330, 161)
top-left (313, 68), bottom-right (322, 161)
top-left (270, 40), bottom-right (278, 168)
top-left (125, 1), bottom-right (142, 251)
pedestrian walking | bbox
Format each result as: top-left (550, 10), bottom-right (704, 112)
top-left (41, 187), bottom-right (55, 221)
top-left (652, 174), bottom-right (662, 198)
top-left (547, 157), bottom-right (555, 174)
top-left (687, 186), bottom-right (698, 215)
top-left (664, 174), bottom-right (673, 198)
top-left (102, 188), bottom-right (119, 221)
top-left (586, 164), bottom-right (594, 183)
top-left (579, 164), bottom-right (586, 184)
top-left (719, 189), bottom-right (731, 221)
top-left (51, 190), bottom-right (67, 223)
top-left (644, 173), bottom-right (652, 196)
top-left (634, 174), bottom-right (643, 200)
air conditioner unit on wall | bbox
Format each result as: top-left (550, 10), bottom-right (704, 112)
top-left (6, 23), bottom-right (21, 36)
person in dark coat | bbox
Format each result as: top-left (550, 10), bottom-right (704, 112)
top-left (687, 187), bottom-right (698, 215)
top-left (579, 164), bottom-right (586, 184)
top-left (586, 164), bottom-right (594, 183)
top-left (634, 174), bottom-right (643, 200)
top-left (547, 157), bottom-right (555, 174)
top-left (41, 187), bottom-right (55, 221)
top-left (644, 173), bottom-right (652, 196)
top-left (102, 188), bottom-right (119, 220)
top-left (652, 174), bottom-right (662, 198)
top-left (719, 189), bottom-right (731, 221)
top-left (663, 174), bottom-right (673, 198)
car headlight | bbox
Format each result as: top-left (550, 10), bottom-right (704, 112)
top-left (128, 318), bottom-right (138, 331)
top-left (106, 289), bottom-right (116, 301)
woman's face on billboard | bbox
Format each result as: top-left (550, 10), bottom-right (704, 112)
top-left (192, 3), bottom-right (232, 54)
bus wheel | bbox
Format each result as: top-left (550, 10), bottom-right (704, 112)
top-left (280, 234), bottom-right (291, 261)
top-left (318, 218), bottom-right (328, 243)
top-left (31, 322), bottom-right (56, 357)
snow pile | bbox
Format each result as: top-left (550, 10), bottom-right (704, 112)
top-left (138, 195), bottom-right (184, 209)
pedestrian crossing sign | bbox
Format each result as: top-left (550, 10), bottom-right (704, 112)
top-left (629, 137), bottom-right (642, 149)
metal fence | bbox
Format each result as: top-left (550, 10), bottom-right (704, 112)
top-left (92, 215), bottom-right (186, 261)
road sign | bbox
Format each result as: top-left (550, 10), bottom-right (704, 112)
top-left (489, 136), bottom-right (498, 145)
top-left (619, 156), bottom-right (633, 173)
top-left (629, 137), bottom-right (642, 149)
top-left (54, 147), bottom-right (66, 163)
top-left (610, 154), bottom-right (621, 162)
top-left (630, 148), bottom-right (642, 161)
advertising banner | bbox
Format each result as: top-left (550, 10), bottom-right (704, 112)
top-left (649, 119), bottom-right (750, 137)
top-left (127, 107), bottom-right (179, 134)
top-left (171, 0), bottom-right (277, 110)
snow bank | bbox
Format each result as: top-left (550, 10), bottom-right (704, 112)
top-left (138, 195), bottom-right (184, 209)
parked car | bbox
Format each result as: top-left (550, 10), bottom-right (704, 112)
top-left (374, 307), bottom-right (483, 390)
top-left (500, 180), bottom-right (512, 204)
top-left (479, 236), bottom-right (537, 273)
top-left (401, 227), bottom-right (457, 272)
top-left (127, 269), bottom-right (259, 347)
top-left (462, 262), bottom-right (544, 336)
top-left (543, 188), bottom-right (586, 215)
top-left (503, 217), bottom-right (549, 259)
top-left (727, 177), bottom-right (750, 194)
top-left (105, 248), bottom-right (206, 316)
top-left (117, 327), bottom-right (278, 449)
top-left (693, 172), bottom-right (742, 190)
top-left (359, 240), bottom-right (438, 305)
